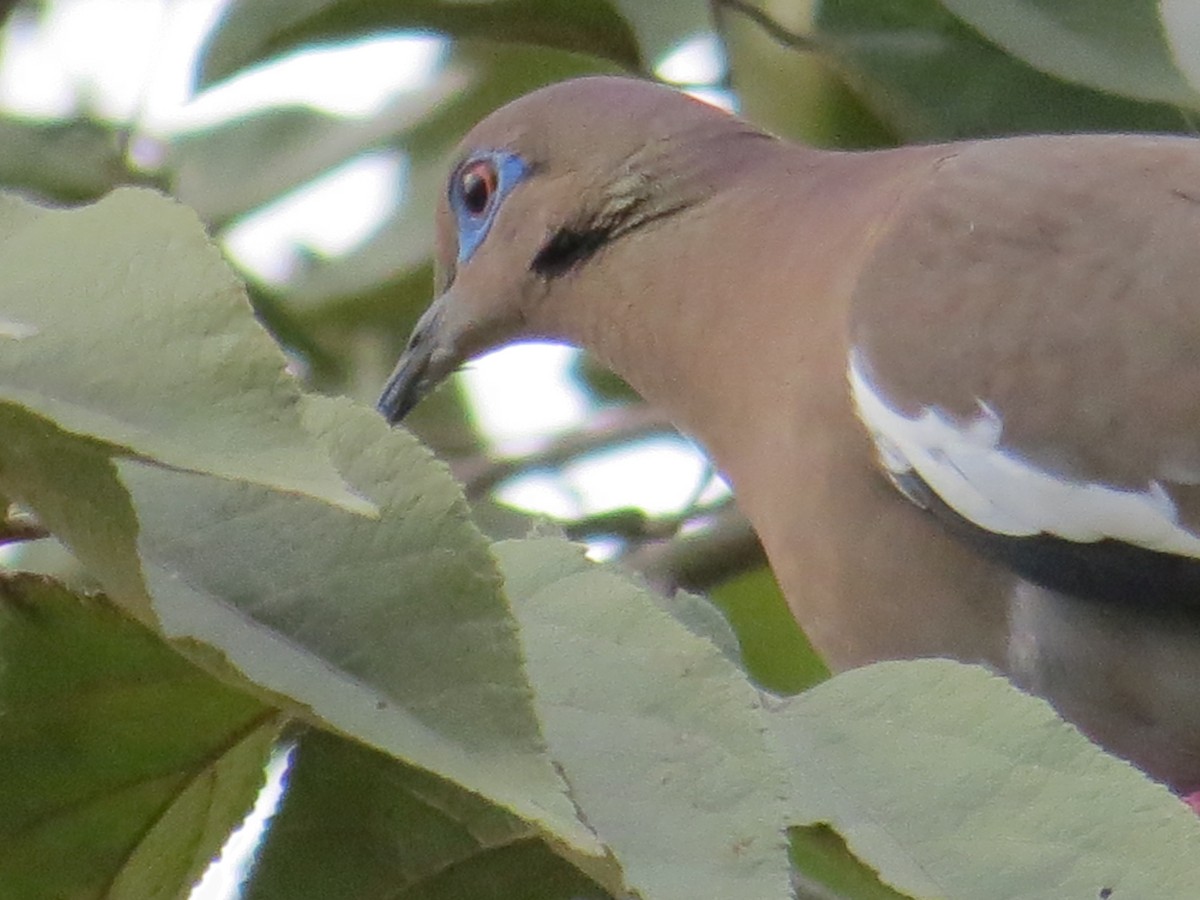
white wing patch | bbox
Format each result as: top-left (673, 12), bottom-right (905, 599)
top-left (848, 354), bottom-right (1200, 558)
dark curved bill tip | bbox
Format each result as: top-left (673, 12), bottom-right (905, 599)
top-left (377, 347), bottom-right (432, 424)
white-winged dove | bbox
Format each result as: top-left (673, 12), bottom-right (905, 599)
top-left (378, 76), bottom-right (1200, 795)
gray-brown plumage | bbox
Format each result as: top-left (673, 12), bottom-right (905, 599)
top-left (380, 76), bottom-right (1200, 794)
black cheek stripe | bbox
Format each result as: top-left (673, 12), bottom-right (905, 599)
top-left (531, 226), bottom-right (611, 278)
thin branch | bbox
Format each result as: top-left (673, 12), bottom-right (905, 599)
top-left (452, 404), bottom-right (679, 500)
top-left (449, 402), bottom-right (763, 593)
top-left (563, 495), bottom-right (734, 544)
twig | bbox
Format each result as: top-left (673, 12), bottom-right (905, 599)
top-left (452, 404), bottom-right (680, 500)
top-left (449, 402), bottom-right (765, 592)
top-left (563, 495), bottom-right (734, 544)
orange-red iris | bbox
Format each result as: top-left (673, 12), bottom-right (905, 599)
top-left (459, 158), bottom-right (498, 216)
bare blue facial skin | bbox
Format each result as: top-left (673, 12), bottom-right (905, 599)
top-left (450, 150), bottom-right (530, 264)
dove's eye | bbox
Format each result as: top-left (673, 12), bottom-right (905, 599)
top-left (448, 151), bottom-right (529, 264)
top-left (456, 158), bottom-right (499, 217)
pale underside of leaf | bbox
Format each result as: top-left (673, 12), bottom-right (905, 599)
top-left (497, 537), bottom-right (792, 900)
top-left (0, 187), bottom-right (371, 515)
top-left (115, 396), bottom-right (601, 858)
top-left (777, 658), bottom-right (1200, 899)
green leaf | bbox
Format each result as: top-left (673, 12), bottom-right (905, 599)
top-left (497, 538), bottom-right (793, 900)
top-left (398, 843), bottom-right (614, 900)
top-left (941, 0), bottom-right (1200, 109)
top-left (0, 573), bottom-right (279, 899)
top-left (709, 567), bottom-right (828, 694)
top-left (197, 0), bottom-right (643, 89)
top-left (114, 396), bottom-right (599, 858)
top-left (0, 404), bottom-right (152, 620)
top-left (0, 115), bottom-right (125, 204)
top-left (244, 730), bottom-right (610, 899)
top-left (811, 0), bottom-right (1193, 139)
top-left (716, 0), bottom-right (897, 147)
top-left (775, 659), bottom-right (1200, 899)
top-left (660, 587), bottom-right (744, 666)
top-left (610, 0), bottom-right (712, 66)
top-left (790, 825), bottom-right (914, 900)
top-left (0, 187), bottom-right (370, 515)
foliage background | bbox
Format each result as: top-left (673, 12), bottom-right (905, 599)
top-left (2, 1), bottom-right (1200, 898)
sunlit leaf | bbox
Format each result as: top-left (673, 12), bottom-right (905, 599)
top-left (0, 187), bottom-right (370, 514)
top-left (777, 659), bottom-right (1200, 898)
top-left (114, 396), bottom-right (599, 858)
top-left (498, 538), bottom-right (793, 900)
top-left (0, 404), bottom-right (151, 621)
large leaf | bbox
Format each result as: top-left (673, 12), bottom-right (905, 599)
top-left (497, 538), bottom-right (793, 900)
top-left (0, 403), bottom-right (152, 621)
top-left (0, 187), bottom-right (369, 514)
top-left (197, 0), bottom-right (642, 88)
top-left (777, 659), bottom-right (1200, 898)
top-left (244, 730), bottom-right (609, 899)
top-left (113, 396), bottom-right (598, 857)
top-left (813, 0), bottom-right (1193, 138)
top-left (0, 574), bottom-right (280, 899)
top-left (720, 0), bottom-right (1192, 143)
top-left (0, 187), bottom-right (584, 849)
top-left (942, 0), bottom-right (1200, 109)
top-left (0, 115), bottom-right (125, 204)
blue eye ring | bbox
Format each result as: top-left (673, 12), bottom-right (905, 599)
top-left (450, 150), bottom-right (528, 264)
